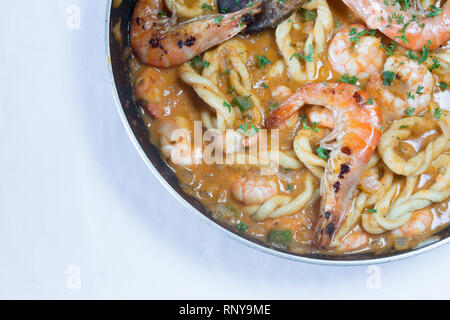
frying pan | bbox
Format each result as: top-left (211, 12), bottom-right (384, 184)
top-left (105, 0), bottom-right (450, 265)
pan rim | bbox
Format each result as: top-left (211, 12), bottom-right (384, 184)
top-left (104, 0), bottom-right (450, 266)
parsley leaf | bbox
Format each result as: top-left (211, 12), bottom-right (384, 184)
top-left (201, 3), bottom-right (213, 10)
top-left (290, 44), bottom-right (314, 62)
top-left (316, 147), bottom-right (329, 160)
top-left (214, 16), bottom-right (224, 25)
top-left (338, 73), bottom-right (358, 85)
top-left (223, 101), bottom-right (231, 112)
top-left (269, 102), bottom-right (279, 111)
top-left (434, 107), bottom-right (442, 120)
top-left (416, 85), bottom-right (424, 95)
top-left (236, 221), bottom-right (248, 232)
top-left (429, 58), bottom-right (440, 72)
top-left (232, 96), bottom-right (254, 112)
top-left (257, 55), bottom-right (271, 68)
top-left (404, 106), bottom-right (415, 116)
top-left (382, 70), bottom-right (395, 86)
top-left (349, 28), bottom-right (376, 44)
top-left (427, 5), bottom-right (442, 17)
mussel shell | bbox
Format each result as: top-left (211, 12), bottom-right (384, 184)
top-left (218, 0), bottom-right (305, 33)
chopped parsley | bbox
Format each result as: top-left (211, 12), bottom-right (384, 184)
top-left (236, 221), bottom-right (248, 232)
top-left (395, 20), bottom-right (410, 44)
top-left (349, 28), bottom-right (376, 44)
top-left (223, 101), bottom-right (231, 112)
top-left (190, 55), bottom-right (209, 70)
top-left (269, 102), bottom-right (279, 111)
top-left (368, 208), bottom-right (377, 213)
top-left (257, 55), bottom-right (271, 68)
top-left (338, 73), bottom-right (358, 85)
top-left (158, 11), bottom-right (167, 18)
top-left (366, 97), bottom-right (374, 105)
top-left (439, 82), bottom-right (448, 90)
top-left (232, 96), bottom-right (254, 112)
top-left (290, 44), bottom-right (314, 62)
top-left (299, 8), bottom-right (317, 22)
top-left (404, 106), bottom-right (415, 116)
top-left (237, 122), bottom-right (259, 136)
top-left (427, 5), bottom-right (442, 17)
top-left (312, 122), bottom-right (319, 133)
top-left (416, 85), bottom-right (424, 95)
top-left (214, 16), bottom-right (224, 25)
top-left (268, 230), bottom-right (292, 248)
top-left (429, 58), bottom-right (440, 72)
top-left (406, 92), bottom-right (415, 100)
top-left (380, 42), bottom-right (396, 56)
top-left (382, 70), bottom-right (395, 86)
top-left (434, 107), bottom-right (442, 120)
top-left (201, 3), bottom-right (213, 10)
top-left (417, 43), bottom-right (430, 64)
top-left (301, 117), bottom-right (311, 130)
top-left (316, 147), bottom-right (329, 160)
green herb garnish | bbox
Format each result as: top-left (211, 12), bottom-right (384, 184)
top-left (316, 147), bottom-right (329, 160)
top-left (201, 3), bottom-right (213, 10)
top-left (338, 73), bottom-right (358, 85)
top-left (190, 55), bottom-right (209, 70)
top-left (269, 102), bottom-right (279, 111)
top-left (382, 70), bottom-right (395, 86)
top-left (257, 55), bottom-right (271, 68)
top-left (236, 221), bottom-right (248, 232)
top-left (268, 230), bottom-right (292, 248)
top-left (427, 5), bottom-right (442, 17)
top-left (416, 85), bottom-right (424, 95)
top-left (434, 107), bottom-right (442, 120)
top-left (223, 101), bottom-right (231, 112)
top-left (232, 96), bottom-right (254, 112)
top-left (299, 8), bottom-right (317, 22)
top-left (404, 106), bottom-right (415, 116)
top-left (214, 16), bottom-right (224, 25)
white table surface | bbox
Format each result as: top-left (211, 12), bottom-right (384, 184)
top-left (1, 0), bottom-right (449, 299)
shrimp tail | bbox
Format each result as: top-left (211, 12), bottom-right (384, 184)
top-left (267, 82), bottom-right (382, 248)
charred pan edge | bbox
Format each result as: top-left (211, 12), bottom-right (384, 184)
top-left (105, 0), bottom-right (450, 265)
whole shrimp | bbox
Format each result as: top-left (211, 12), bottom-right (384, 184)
top-left (130, 0), bottom-right (261, 67)
top-left (328, 24), bottom-right (385, 80)
top-left (158, 116), bottom-right (202, 165)
top-left (134, 67), bottom-right (167, 118)
top-left (342, 0), bottom-right (450, 50)
top-left (231, 176), bottom-right (278, 205)
top-left (392, 208), bottom-right (433, 238)
top-left (267, 82), bottom-right (382, 248)
top-left (367, 55), bottom-right (434, 124)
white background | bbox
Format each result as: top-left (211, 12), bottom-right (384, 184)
top-left (0, 0), bottom-right (449, 299)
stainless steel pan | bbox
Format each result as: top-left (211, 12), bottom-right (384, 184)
top-left (105, 0), bottom-right (450, 265)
